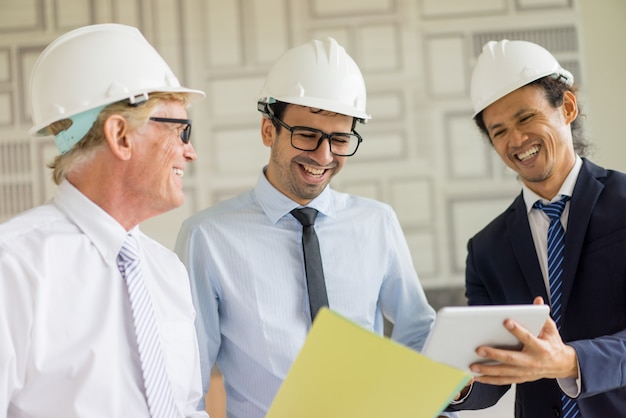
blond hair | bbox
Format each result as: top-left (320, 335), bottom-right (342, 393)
top-left (47, 92), bottom-right (190, 185)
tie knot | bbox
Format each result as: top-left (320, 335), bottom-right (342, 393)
top-left (118, 234), bottom-right (140, 263)
top-left (291, 207), bottom-right (318, 226)
top-left (533, 196), bottom-right (570, 220)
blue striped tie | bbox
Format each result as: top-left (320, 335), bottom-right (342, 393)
top-left (117, 234), bottom-right (179, 418)
top-left (534, 197), bottom-right (581, 418)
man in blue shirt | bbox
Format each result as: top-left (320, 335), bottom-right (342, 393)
top-left (175, 37), bottom-right (437, 418)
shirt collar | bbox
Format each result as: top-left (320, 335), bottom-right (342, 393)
top-left (53, 179), bottom-right (130, 265)
top-left (253, 167), bottom-right (336, 224)
top-left (522, 155), bottom-right (582, 214)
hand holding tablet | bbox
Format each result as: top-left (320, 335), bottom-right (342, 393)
top-left (421, 304), bottom-right (550, 374)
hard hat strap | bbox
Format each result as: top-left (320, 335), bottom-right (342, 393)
top-left (257, 98), bottom-right (276, 118)
top-left (127, 92), bottom-right (149, 106)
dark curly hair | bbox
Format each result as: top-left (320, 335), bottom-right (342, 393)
top-left (473, 76), bottom-right (592, 157)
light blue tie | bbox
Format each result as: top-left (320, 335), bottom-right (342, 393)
top-left (117, 234), bottom-right (179, 418)
top-left (534, 197), bottom-right (581, 418)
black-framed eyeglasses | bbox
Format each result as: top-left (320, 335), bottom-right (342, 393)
top-left (271, 116), bottom-right (362, 157)
top-left (149, 117), bottom-right (192, 144)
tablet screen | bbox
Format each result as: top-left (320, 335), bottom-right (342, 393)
top-left (421, 304), bottom-right (550, 374)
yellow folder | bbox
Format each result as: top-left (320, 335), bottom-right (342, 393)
top-left (266, 308), bottom-right (470, 418)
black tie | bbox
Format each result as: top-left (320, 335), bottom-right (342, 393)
top-left (291, 207), bottom-right (329, 320)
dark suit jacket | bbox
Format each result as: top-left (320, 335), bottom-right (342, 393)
top-left (447, 159), bottom-right (626, 418)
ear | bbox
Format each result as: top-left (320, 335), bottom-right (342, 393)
top-left (562, 90), bottom-right (578, 125)
top-left (261, 117), bottom-right (275, 147)
top-left (103, 114), bottom-right (132, 160)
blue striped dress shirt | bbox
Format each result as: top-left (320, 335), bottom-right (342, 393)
top-left (175, 169), bottom-right (436, 418)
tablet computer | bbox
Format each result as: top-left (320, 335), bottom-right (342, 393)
top-left (421, 304), bottom-right (550, 374)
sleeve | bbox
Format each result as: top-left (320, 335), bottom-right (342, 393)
top-left (377, 206), bottom-right (436, 352)
top-left (175, 220), bottom-right (222, 412)
top-left (569, 330), bottom-right (626, 398)
top-left (0, 248), bottom-right (35, 413)
top-left (183, 303), bottom-right (212, 418)
top-left (464, 237), bottom-right (495, 306)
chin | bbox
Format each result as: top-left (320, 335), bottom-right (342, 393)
top-left (171, 196), bottom-right (185, 209)
top-left (161, 193), bottom-right (185, 212)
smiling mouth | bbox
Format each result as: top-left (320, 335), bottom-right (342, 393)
top-left (516, 145), bottom-right (540, 162)
top-left (173, 168), bottom-right (184, 177)
top-left (302, 164), bottom-right (325, 177)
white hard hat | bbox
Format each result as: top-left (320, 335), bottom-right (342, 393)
top-left (470, 39), bottom-right (573, 117)
top-left (29, 23), bottom-right (205, 153)
top-left (257, 37), bottom-right (370, 123)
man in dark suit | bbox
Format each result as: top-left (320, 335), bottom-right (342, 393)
top-left (446, 39), bottom-right (626, 418)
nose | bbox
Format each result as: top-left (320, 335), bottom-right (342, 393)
top-left (184, 142), bottom-right (197, 161)
top-left (509, 127), bottom-right (528, 147)
top-left (308, 137), bottom-right (334, 165)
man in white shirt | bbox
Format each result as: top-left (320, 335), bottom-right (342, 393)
top-left (0, 24), bottom-right (208, 417)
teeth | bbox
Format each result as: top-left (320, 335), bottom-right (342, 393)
top-left (173, 168), bottom-right (184, 177)
top-left (303, 165), bottom-right (324, 176)
top-left (517, 146), bottom-right (539, 161)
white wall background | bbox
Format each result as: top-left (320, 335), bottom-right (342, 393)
top-left (4, 0), bottom-right (621, 293)
top-left (1, 1), bottom-right (625, 416)
top-left (579, 0), bottom-right (626, 173)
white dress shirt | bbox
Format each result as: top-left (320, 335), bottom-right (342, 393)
top-left (176, 168), bottom-right (436, 418)
top-left (0, 180), bottom-right (207, 418)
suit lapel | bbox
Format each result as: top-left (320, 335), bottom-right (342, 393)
top-left (507, 194), bottom-right (549, 301)
top-left (561, 159), bottom-right (605, 316)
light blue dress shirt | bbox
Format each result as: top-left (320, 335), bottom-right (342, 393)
top-left (175, 169), bottom-right (436, 418)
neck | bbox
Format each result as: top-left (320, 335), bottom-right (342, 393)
top-left (66, 154), bottom-right (151, 231)
top-left (526, 157), bottom-right (577, 201)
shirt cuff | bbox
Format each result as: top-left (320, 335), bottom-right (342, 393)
top-left (557, 359), bottom-right (582, 398)
top-left (449, 381), bottom-right (473, 404)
